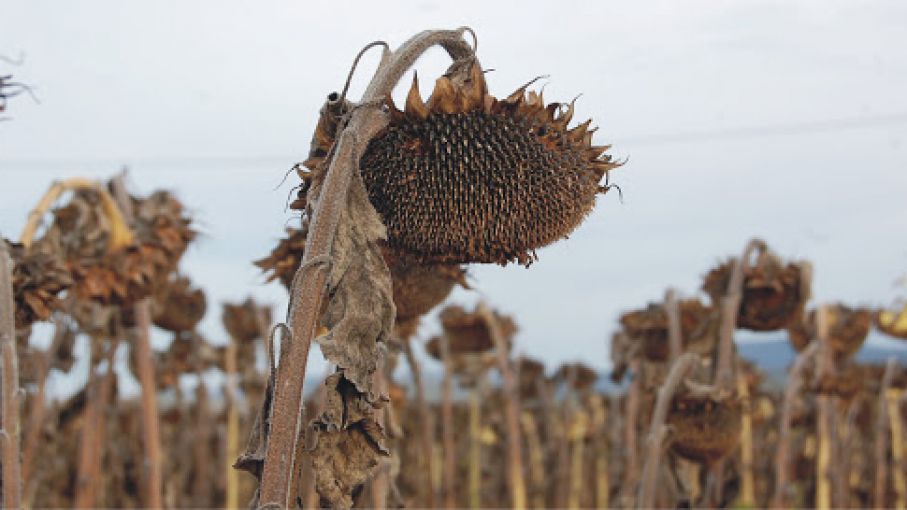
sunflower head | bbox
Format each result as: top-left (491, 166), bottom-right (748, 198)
top-left (298, 61), bottom-right (620, 266)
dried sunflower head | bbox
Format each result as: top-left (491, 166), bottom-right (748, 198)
top-left (552, 362), bottom-right (599, 391)
top-left (667, 393), bottom-right (742, 467)
top-left (43, 186), bottom-right (194, 307)
top-left (222, 298), bottom-right (270, 344)
top-left (4, 237), bottom-right (72, 329)
top-left (703, 253), bottom-right (810, 332)
top-left (425, 304), bottom-right (516, 384)
top-left (298, 61), bottom-right (620, 266)
top-left (787, 304), bottom-right (871, 359)
top-left (619, 299), bottom-right (719, 362)
top-left (875, 304), bottom-right (907, 340)
top-left (151, 275), bottom-right (207, 333)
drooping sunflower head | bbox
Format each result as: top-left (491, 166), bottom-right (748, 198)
top-left (298, 61), bottom-right (621, 266)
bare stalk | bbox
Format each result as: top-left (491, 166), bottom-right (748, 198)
top-left (193, 374), bottom-right (212, 506)
top-left (736, 369), bottom-right (755, 507)
top-left (468, 380), bottom-right (482, 509)
top-left (225, 335), bottom-right (241, 510)
top-left (888, 387), bottom-right (906, 509)
top-left (478, 302), bottom-right (527, 509)
top-left (21, 315), bottom-right (67, 505)
top-left (772, 342), bottom-right (818, 508)
top-left (590, 395), bottom-right (610, 510)
top-left (133, 301), bottom-right (164, 508)
top-left (812, 305), bottom-right (839, 510)
top-left (874, 357), bottom-right (897, 509)
top-left (620, 358), bottom-right (642, 507)
top-left (717, 238), bottom-right (766, 392)
top-left (257, 29), bottom-right (475, 508)
top-left (637, 353), bottom-right (699, 509)
top-left (440, 333), bottom-right (457, 509)
top-left (0, 242), bottom-right (22, 509)
top-left (665, 288), bottom-right (682, 362)
top-left (402, 339), bottom-right (435, 508)
top-left (74, 338), bottom-right (118, 508)
top-left (567, 408), bottom-right (588, 509)
top-left (520, 411), bottom-right (546, 509)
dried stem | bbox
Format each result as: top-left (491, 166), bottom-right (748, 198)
top-left (736, 369), bottom-right (755, 507)
top-left (21, 315), bottom-right (67, 505)
top-left (74, 337), bottom-right (118, 508)
top-left (478, 302), bottom-right (527, 510)
top-left (665, 288), bottom-right (682, 363)
top-left (468, 379), bottom-right (482, 509)
top-left (225, 335), bottom-right (241, 510)
top-left (637, 353), bottom-right (699, 509)
top-left (815, 305), bottom-right (835, 510)
top-left (591, 395), bottom-right (610, 510)
top-left (717, 238), bottom-right (766, 392)
top-left (0, 242), bottom-right (22, 509)
top-left (19, 177), bottom-right (133, 250)
top-left (620, 358), bottom-right (642, 507)
top-left (132, 301), bottom-right (164, 508)
top-left (440, 332), bottom-right (457, 509)
top-left (874, 357), bottom-right (897, 509)
top-left (772, 342), bottom-right (818, 508)
top-left (520, 411), bottom-right (546, 509)
top-left (257, 28), bottom-right (475, 508)
top-left (402, 338), bottom-right (435, 508)
top-left (567, 407), bottom-right (588, 509)
top-left (889, 387), bottom-right (906, 509)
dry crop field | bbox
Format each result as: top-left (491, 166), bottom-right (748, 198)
top-left (2, 26), bottom-right (907, 510)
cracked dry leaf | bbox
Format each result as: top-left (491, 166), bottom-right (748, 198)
top-left (313, 168), bottom-right (395, 399)
top-left (310, 374), bottom-right (389, 510)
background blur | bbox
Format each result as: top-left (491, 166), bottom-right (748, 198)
top-left (2, 1), bottom-right (907, 385)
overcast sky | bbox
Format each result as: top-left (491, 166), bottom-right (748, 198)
top-left (2, 1), bottom-right (907, 380)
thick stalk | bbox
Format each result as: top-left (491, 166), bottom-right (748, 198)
top-left (225, 336), bottom-right (240, 509)
top-left (591, 395), bottom-right (610, 510)
top-left (478, 302), bottom-right (527, 509)
top-left (468, 382), bottom-right (482, 509)
top-left (717, 238), bottom-right (766, 392)
top-left (193, 376), bottom-right (212, 506)
top-left (74, 338), bottom-right (118, 508)
top-left (736, 370), bottom-right (755, 507)
top-left (520, 411), bottom-right (546, 509)
top-left (440, 333), bottom-right (457, 509)
top-left (888, 388), bottom-right (906, 509)
top-left (637, 353), bottom-right (699, 509)
top-left (0, 242), bottom-right (22, 509)
top-left (620, 358), bottom-right (642, 507)
top-left (21, 316), bottom-right (67, 506)
top-left (133, 301), bottom-right (163, 508)
top-left (815, 306), bottom-right (834, 510)
top-left (772, 342), bottom-right (818, 508)
top-left (402, 339), bottom-right (435, 508)
top-left (567, 408), bottom-right (588, 509)
top-left (257, 29), bottom-right (475, 508)
top-left (874, 358), bottom-right (897, 509)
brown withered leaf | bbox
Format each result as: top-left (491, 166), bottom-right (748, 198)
top-left (309, 373), bottom-right (389, 510)
top-left (313, 168), bottom-right (395, 399)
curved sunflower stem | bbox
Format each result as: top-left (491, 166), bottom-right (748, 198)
top-left (637, 353), bottom-right (699, 509)
top-left (0, 242), bottom-right (22, 510)
top-left (19, 177), bottom-right (133, 251)
top-left (772, 342), bottom-right (819, 508)
top-left (255, 28), bottom-right (476, 509)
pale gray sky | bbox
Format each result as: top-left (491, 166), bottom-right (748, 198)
top-left (2, 1), bottom-right (907, 381)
